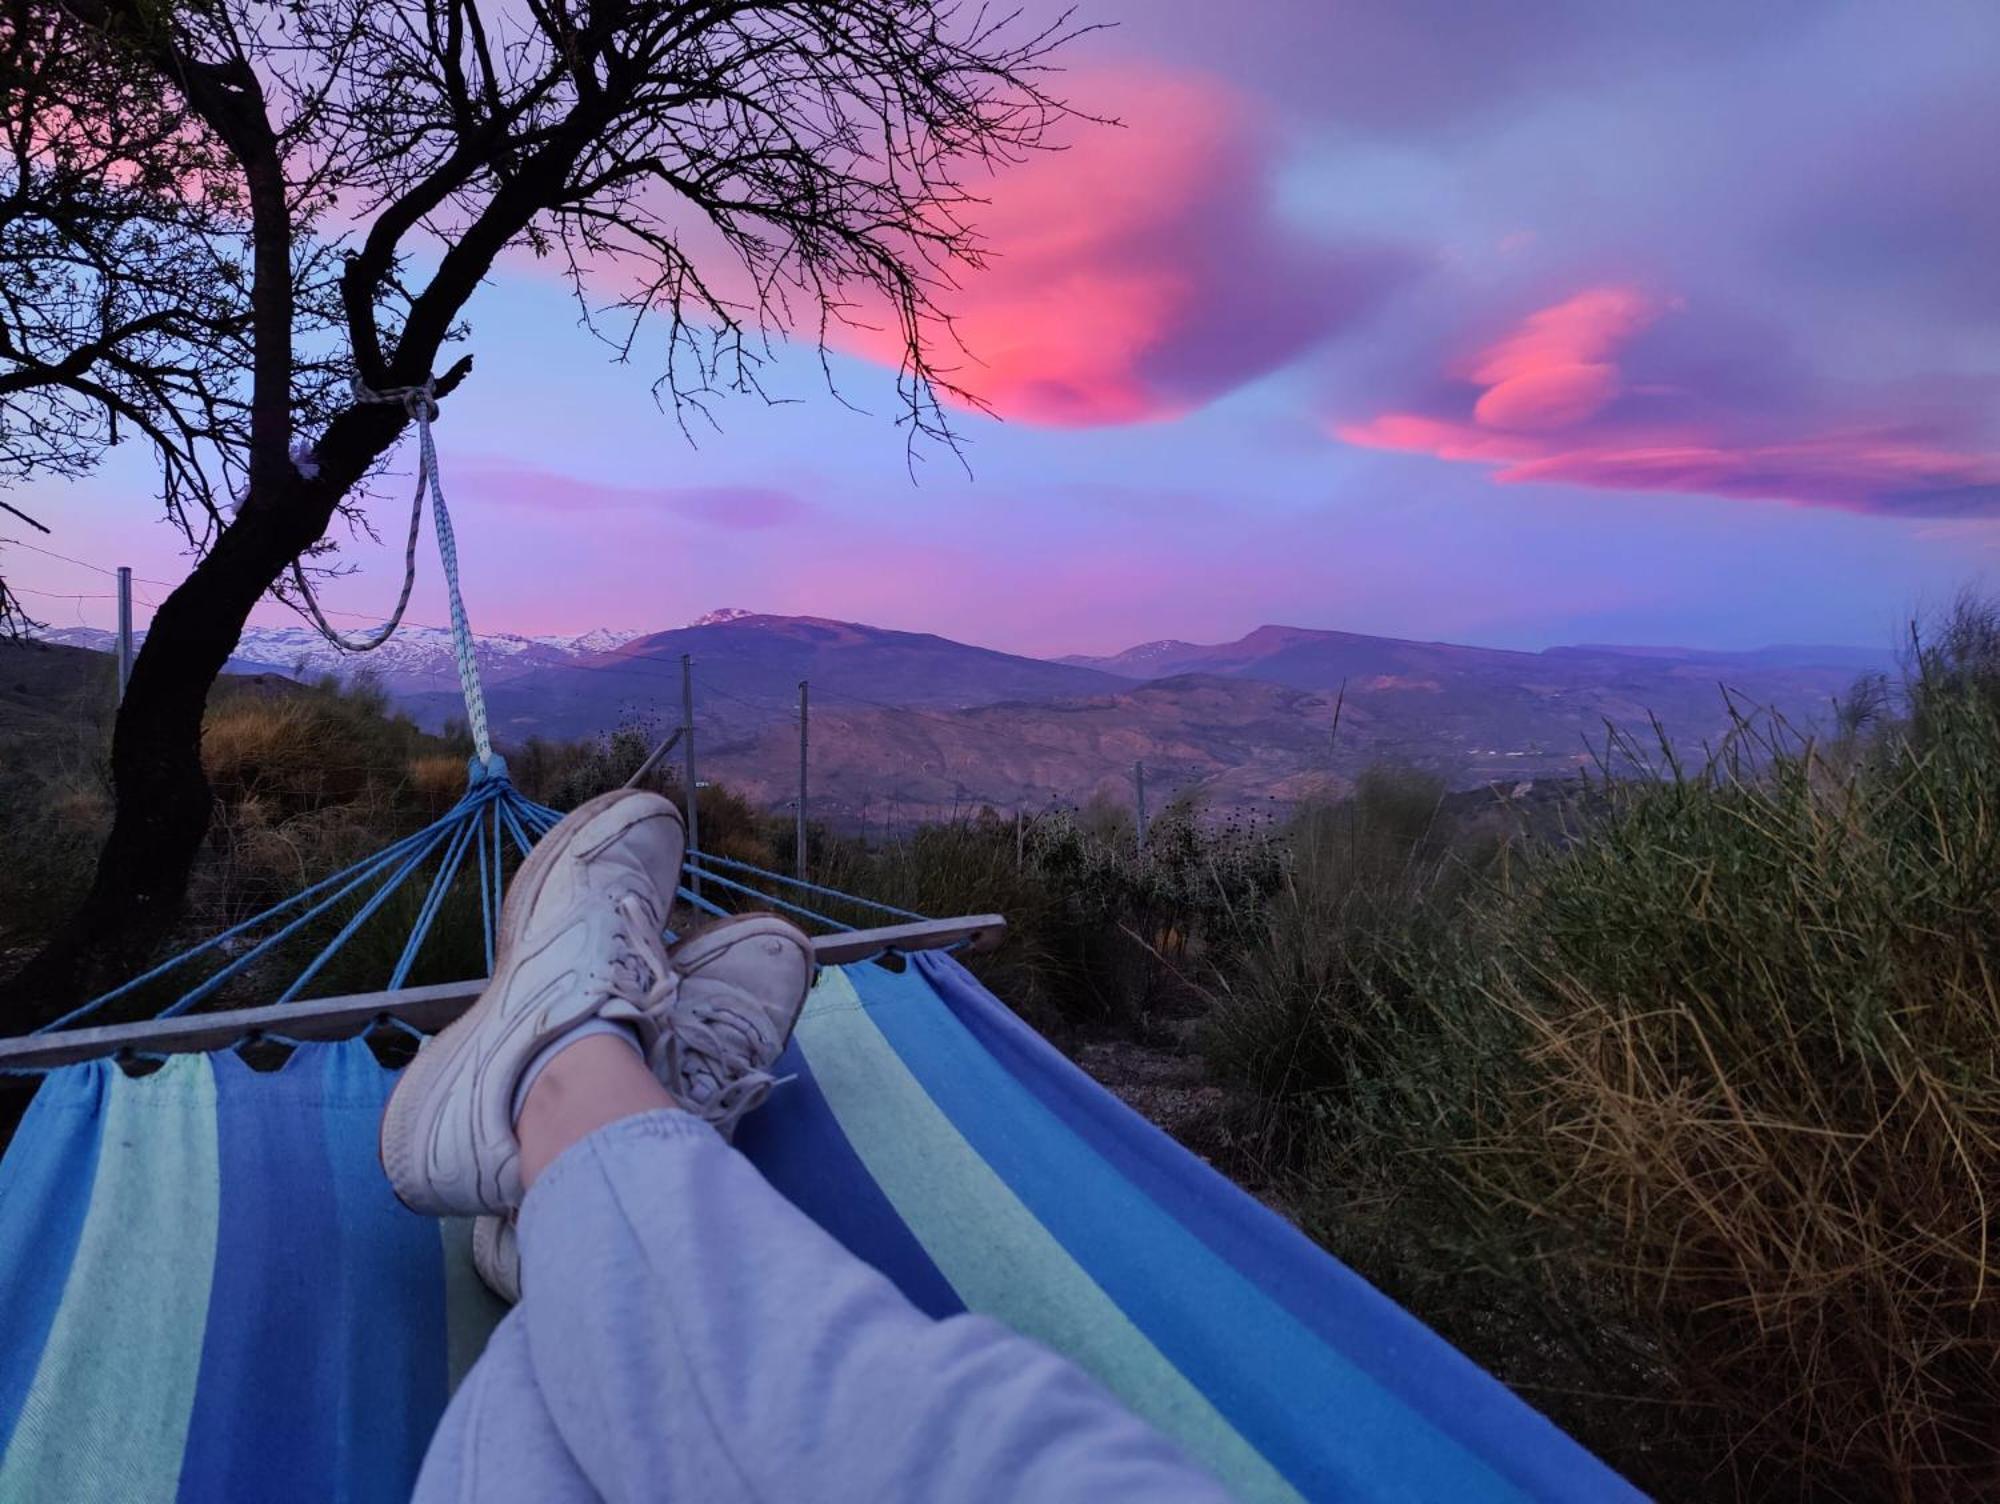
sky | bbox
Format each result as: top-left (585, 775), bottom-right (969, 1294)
top-left (10, 0), bottom-right (1999, 659)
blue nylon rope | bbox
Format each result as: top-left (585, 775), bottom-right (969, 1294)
top-left (475, 802), bottom-right (496, 975)
top-left (676, 884), bottom-right (732, 918)
top-left (151, 824), bottom-right (451, 1020)
top-left (264, 822), bottom-right (460, 1008)
top-left (492, 803), bottom-right (510, 941)
top-left (673, 863), bottom-right (855, 932)
top-left (32, 751), bottom-right (930, 1055)
top-left (31, 810), bottom-right (463, 1034)
top-left (497, 800), bottom-right (539, 860)
top-left (387, 810), bottom-right (483, 990)
top-left (686, 851), bottom-right (925, 922)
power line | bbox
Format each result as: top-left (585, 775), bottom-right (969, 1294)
top-left (0, 534), bottom-right (466, 634)
top-left (13, 587), bottom-right (120, 601)
top-left (12, 584), bottom-right (162, 609)
top-left (1, 537), bottom-right (179, 592)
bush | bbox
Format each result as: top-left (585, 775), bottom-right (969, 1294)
top-left (1206, 613), bottom-right (2000, 1501)
top-left (1201, 768), bottom-right (1506, 1173)
top-left (0, 727), bottom-right (114, 940)
top-left (793, 801), bottom-right (1283, 1038)
top-left (1450, 636), bottom-right (2000, 1500)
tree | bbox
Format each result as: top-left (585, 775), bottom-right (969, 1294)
top-left (1, 0), bottom-right (1084, 1016)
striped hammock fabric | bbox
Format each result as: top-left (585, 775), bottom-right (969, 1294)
top-left (0, 954), bottom-right (1639, 1503)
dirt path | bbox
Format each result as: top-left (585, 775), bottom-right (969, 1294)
top-left (1072, 1032), bottom-right (1300, 1221)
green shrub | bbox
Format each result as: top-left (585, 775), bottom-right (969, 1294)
top-left (1449, 632), bottom-right (2000, 1501)
top-left (1204, 611), bottom-right (2000, 1501)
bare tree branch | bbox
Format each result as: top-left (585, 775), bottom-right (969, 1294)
top-left (2, 0), bottom-right (1091, 1009)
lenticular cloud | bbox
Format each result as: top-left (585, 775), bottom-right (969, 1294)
top-left (1339, 287), bottom-right (2000, 516)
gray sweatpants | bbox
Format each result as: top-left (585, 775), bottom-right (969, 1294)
top-left (411, 1109), bottom-right (1232, 1502)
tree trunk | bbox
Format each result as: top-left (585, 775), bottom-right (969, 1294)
top-left (4, 477), bottom-right (337, 1024)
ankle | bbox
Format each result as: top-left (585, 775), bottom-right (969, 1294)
top-left (516, 1033), bottom-right (680, 1189)
top-left (509, 1017), bottom-right (645, 1123)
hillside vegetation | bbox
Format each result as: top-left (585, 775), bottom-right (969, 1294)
top-left (2, 607), bottom-right (1996, 1501)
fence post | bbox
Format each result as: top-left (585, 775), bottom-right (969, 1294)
top-left (1135, 759), bottom-right (1148, 856)
top-left (116, 566), bottom-right (134, 704)
top-left (796, 679), bottom-right (809, 882)
top-left (681, 654), bottom-right (701, 897)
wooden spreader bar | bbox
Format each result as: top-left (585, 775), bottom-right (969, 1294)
top-left (0, 915), bottom-right (1006, 1072)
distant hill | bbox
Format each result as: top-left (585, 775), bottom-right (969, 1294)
top-left (1063, 623), bottom-right (1894, 685)
top-left (32, 611), bottom-right (1892, 827)
top-left (422, 613), bottom-right (1881, 825)
top-left (1, 637), bottom-right (119, 739)
top-left (413, 613), bottom-right (1128, 743)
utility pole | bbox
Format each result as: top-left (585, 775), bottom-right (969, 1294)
top-left (1015, 806), bottom-right (1024, 871)
top-left (116, 566), bottom-right (134, 704)
top-left (796, 679), bottom-right (809, 881)
top-left (1134, 760), bottom-right (1148, 856)
top-left (681, 653), bottom-right (701, 897)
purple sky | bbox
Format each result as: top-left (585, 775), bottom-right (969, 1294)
top-left (11, 0), bottom-right (1998, 657)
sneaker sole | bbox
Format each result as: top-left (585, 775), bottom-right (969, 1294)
top-left (379, 788), bottom-right (686, 1214)
top-left (471, 1214), bottom-right (521, 1304)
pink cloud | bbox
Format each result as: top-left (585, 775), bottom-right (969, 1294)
top-left (1339, 286), bottom-right (2000, 515)
top-left (491, 65), bottom-right (1409, 430)
top-left (840, 68), bottom-right (1413, 427)
top-left (1464, 286), bottom-right (1660, 431)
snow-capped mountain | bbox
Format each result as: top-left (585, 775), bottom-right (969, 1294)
top-left (555, 626), bottom-right (645, 655)
top-left (31, 622), bottom-right (646, 693)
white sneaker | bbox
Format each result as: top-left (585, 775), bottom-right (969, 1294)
top-left (466, 912), bottom-right (813, 1304)
top-left (379, 788), bottom-right (686, 1215)
top-left (472, 1213), bottom-right (522, 1304)
top-left (653, 913), bottom-right (816, 1139)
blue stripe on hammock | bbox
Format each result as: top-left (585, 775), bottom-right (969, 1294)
top-left (177, 1045), bottom-right (449, 1503)
top-left (735, 1031), bottom-right (964, 1322)
top-left (319, 1041), bottom-right (451, 1497)
top-left (178, 1049), bottom-right (348, 1499)
top-left (855, 961), bottom-right (1510, 1502)
top-left (911, 951), bottom-right (1644, 1504)
top-left (0, 1062), bottom-right (109, 1450)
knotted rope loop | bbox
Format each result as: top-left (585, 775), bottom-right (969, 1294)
top-left (351, 374), bottom-right (440, 422)
top-left (289, 369), bottom-right (496, 769)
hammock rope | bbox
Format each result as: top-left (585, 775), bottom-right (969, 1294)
top-left (289, 376), bottom-right (495, 769)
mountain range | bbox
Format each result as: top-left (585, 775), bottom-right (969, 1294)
top-left (32, 611), bottom-right (1893, 825)
top-left (32, 622), bottom-right (648, 693)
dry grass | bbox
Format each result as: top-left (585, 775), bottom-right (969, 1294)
top-left (1458, 705), bottom-right (2000, 1500)
top-left (189, 677), bottom-right (457, 934)
top-left (1202, 612), bottom-right (2000, 1501)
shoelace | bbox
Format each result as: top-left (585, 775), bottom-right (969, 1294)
top-left (605, 893), bottom-right (783, 1139)
top-left (649, 987), bottom-right (781, 1139)
top-left (606, 892), bottom-right (677, 1008)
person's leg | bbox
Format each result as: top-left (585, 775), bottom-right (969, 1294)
top-left (410, 1311), bottom-right (598, 1504)
top-left (511, 1039), bottom-right (1233, 1504)
top-left (386, 789), bottom-right (1226, 1503)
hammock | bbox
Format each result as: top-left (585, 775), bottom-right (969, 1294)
top-left (0, 953), bottom-right (1639, 1503)
top-left (0, 384), bottom-right (1640, 1500)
